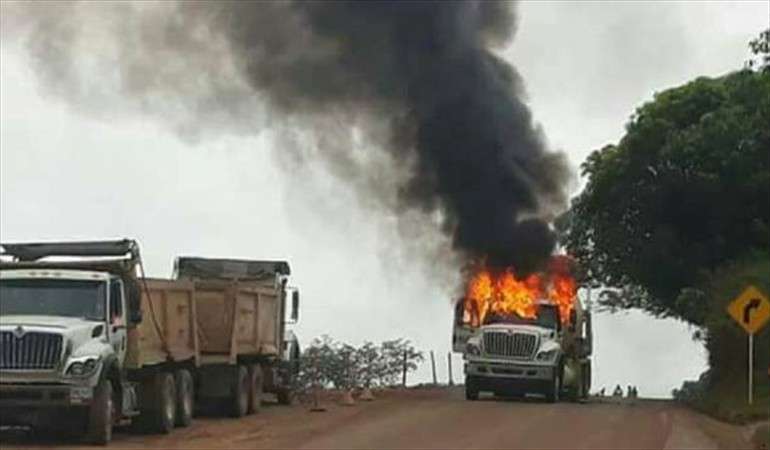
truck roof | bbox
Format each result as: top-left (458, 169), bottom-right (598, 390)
top-left (174, 257), bottom-right (291, 281)
top-left (0, 239), bottom-right (139, 262)
top-left (0, 268), bottom-right (112, 282)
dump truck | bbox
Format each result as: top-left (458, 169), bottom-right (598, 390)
top-left (452, 259), bottom-right (592, 403)
top-left (0, 240), bottom-right (300, 444)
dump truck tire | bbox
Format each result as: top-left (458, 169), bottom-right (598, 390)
top-left (138, 372), bottom-right (176, 434)
top-left (86, 379), bottom-right (113, 445)
top-left (545, 368), bottom-right (561, 403)
top-left (465, 377), bottom-right (479, 401)
top-left (230, 365), bottom-right (249, 418)
top-left (174, 370), bottom-right (194, 427)
top-left (277, 388), bottom-right (294, 405)
top-left (247, 364), bottom-right (263, 414)
top-left (581, 361), bottom-right (592, 400)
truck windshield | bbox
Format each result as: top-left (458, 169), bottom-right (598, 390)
top-left (0, 279), bottom-right (106, 321)
top-left (484, 306), bottom-right (559, 330)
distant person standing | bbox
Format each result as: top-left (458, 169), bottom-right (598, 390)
top-left (613, 385), bottom-right (623, 397)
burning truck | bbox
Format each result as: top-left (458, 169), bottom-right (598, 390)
top-left (452, 255), bottom-right (592, 402)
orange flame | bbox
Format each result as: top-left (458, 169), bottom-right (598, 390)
top-left (464, 259), bottom-right (577, 327)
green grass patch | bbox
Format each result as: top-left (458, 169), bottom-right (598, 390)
top-left (677, 376), bottom-right (769, 424)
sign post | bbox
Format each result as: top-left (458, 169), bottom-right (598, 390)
top-left (727, 285), bottom-right (770, 405)
top-left (748, 333), bottom-right (753, 405)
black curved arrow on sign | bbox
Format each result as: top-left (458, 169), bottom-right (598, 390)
top-left (743, 298), bottom-right (761, 325)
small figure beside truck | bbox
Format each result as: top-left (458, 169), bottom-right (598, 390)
top-left (0, 240), bottom-right (301, 444)
top-left (452, 257), bottom-right (593, 402)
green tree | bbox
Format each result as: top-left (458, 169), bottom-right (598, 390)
top-left (748, 28), bottom-right (770, 73)
top-left (561, 68), bottom-right (770, 325)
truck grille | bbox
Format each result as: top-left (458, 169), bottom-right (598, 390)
top-left (483, 331), bottom-right (537, 359)
top-left (0, 331), bottom-right (63, 370)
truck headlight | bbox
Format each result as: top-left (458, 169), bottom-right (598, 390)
top-left (466, 342), bottom-right (481, 356)
top-left (535, 349), bottom-right (558, 362)
top-left (65, 356), bottom-right (101, 377)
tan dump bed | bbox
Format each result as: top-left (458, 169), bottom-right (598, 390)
top-left (125, 278), bottom-right (281, 369)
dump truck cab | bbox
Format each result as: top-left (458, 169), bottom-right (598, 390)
top-left (454, 296), bottom-right (592, 402)
top-left (0, 240), bottom-right (142, 443)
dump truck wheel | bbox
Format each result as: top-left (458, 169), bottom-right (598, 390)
top-left (247, 364), bottom-right (263, 414)
top-left (581, 361), bottom-right (592, 400)
top-left (86, 379), bottom-right (113, 445)
top-left (230, 366), bottom-right (249, 418)
top-left (545, 367), bottom-right (561, 403)
top-left (277, 388), bottom-right (294, 405)
top-left (174, 370), bottom-right (194, 427)
top-left (138, 372), bottom-right (176, 434)
top-left (465, 377), bottom-right (479, 401)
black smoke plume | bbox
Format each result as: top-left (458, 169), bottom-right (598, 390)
top-left (2, 1), bottom-right (571, 273)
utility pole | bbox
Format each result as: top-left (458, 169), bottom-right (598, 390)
top-left (402, 349), bottom-right (408, 387)
top-left (430, 351), bottom-right (437, 385)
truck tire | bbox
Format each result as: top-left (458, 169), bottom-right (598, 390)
top-left (545, 367), bottom-right (561, 403)
top-left (86, 379), bottom-right (114, 445)
top-left (174, 370), bottom-right (194, 427)
top-left (465, 377), bottom-right (479, 401)
top-left (230, 365), bottom-right (249, 418)
top-left (276, 388), bottom-right (294, 406)
top-left (138, 372), bottom-right (177, 434)
top-left (581, 361), bottom-right (592, 400)
top-left (247, 364), bottom-right (263, 414)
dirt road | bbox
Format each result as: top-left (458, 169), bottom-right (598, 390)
top-left (0, 388), bottom-right (753, 449)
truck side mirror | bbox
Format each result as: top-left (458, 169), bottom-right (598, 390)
top-left (454, 299), bottom-right (464, 326)
top-left (126, 281), bottom-right (143, 325)
top-left (291, 290), bottom-right (300, 322)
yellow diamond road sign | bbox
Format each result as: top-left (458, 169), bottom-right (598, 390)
top-left (727, 285), bottom-right (770, 335)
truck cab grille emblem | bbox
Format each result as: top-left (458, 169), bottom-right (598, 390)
top-left (13, 326), bottom-right (26, 339)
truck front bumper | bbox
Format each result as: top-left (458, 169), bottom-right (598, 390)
top-left (464, 361), bottom-right (554, 380)
top-left (465, 361), bottom-right (555, 395)
top-left (0, 383), bottom-right (93, 407)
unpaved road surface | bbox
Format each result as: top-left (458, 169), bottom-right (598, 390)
top-left (0, 388), bottom-right (754, 449)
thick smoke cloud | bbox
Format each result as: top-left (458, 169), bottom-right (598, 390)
top-left (1, 1), bottom-right (571, 273)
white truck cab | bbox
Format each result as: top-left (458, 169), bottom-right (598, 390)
top-left (453, 298), bottom-right (592, 402)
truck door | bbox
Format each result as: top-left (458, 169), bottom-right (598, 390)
top-left (452, 299), bottom-right (475, 353)
top-left (108, 279), bottom-right (128, 365)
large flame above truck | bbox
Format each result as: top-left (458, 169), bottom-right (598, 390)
top-left (463, 255), bottom-right (578, 327)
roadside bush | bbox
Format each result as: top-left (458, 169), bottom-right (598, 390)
top-left (294, 335), bottom-right (424, 393)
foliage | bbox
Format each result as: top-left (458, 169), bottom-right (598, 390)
top-left (748, 28), bottom-right (770, 73)
top-left (560, 69), bottom-right (770, 324)
top-left (295, 335), bottom-right (424, 391)
top-left (698, 255), bottom-right (769, 383)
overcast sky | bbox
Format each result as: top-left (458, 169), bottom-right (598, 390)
top-left (1, 1), bottom-right (767, 398)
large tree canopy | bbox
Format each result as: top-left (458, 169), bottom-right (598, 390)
top-left (561, 69), bottom-right (770, 325)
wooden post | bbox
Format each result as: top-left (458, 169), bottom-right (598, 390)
top-left (430, 351), bottom-right (437, 385)
top-left (402, 349), bottom-right (408, 387)
top-left (447, 352), bottom-right (454, 386)
top-left (310, 354), bottom-right (326, 412)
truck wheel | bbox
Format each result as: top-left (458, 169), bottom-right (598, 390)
top-left (545, 368), bottom-right (561, 403)
top-left (86, 379), bottom-right (114, 445)
top-left (230, 365), bottom-right (249, 418)
top-left (465, 377), bottom-right (479, 401)
top-left (247, 364), bottom-right (263, 414)
top-left (581, 361), bottom-right (592, 400)
top-left (277, 388), bottom-right (294, 406)
top-left (174, 370), bottom-right (194, 427)
top-left (138, 372), bottom-right (176, 434)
